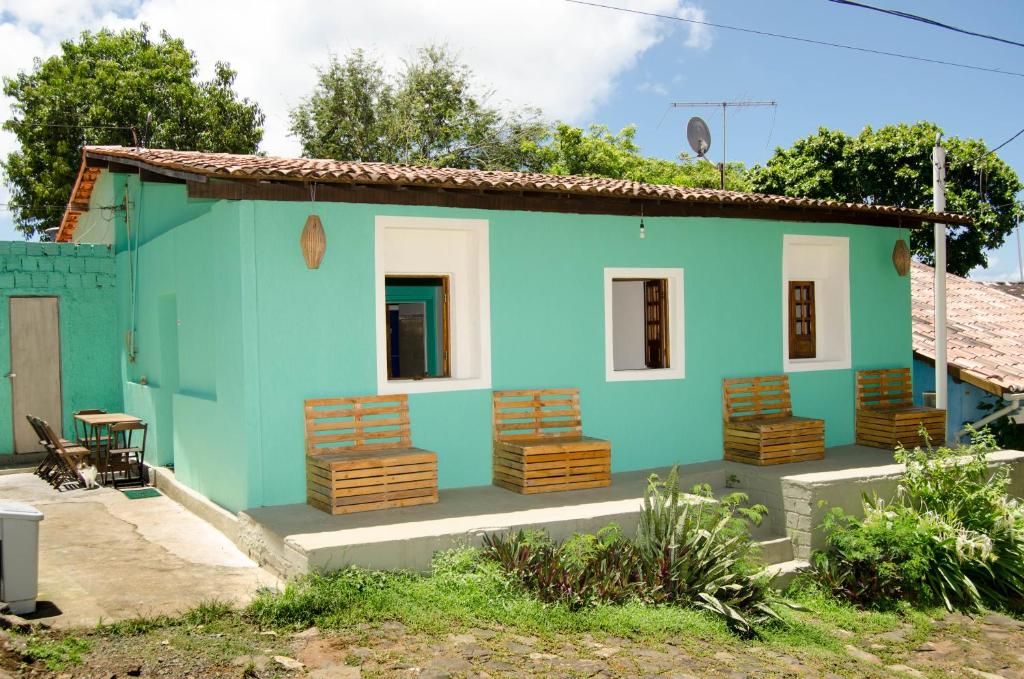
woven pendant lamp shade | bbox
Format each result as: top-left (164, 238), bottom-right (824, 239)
top-left (301, 214), bottom-right (326, 269)
top-left (892, 238), bottom-right (911, 277)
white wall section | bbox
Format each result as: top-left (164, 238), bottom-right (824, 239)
top-left (375, 215), bottom-right (491, 394)
top-left (782, 234), bottom-right (851, 373)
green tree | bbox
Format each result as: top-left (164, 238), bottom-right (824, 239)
top-left (291, 46), bottom-right (546, 170)
top-left (2, 25), bottom-right (264, 237)
top-left (527, 123), bottom-right (751, 190)
top-left (751, 122), bottom-right (1023, 276)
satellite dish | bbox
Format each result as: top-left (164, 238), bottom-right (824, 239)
top-left (686, 116), bottom-right (711, 158)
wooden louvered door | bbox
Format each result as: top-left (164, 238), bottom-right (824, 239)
top-left (788, 280), bottom-right (816, 359)
top-left (644, 279), bottom-right (668, 369)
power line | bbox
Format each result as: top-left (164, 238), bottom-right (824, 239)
top-left (986, 126), bottom-right (1024, 157)
top-left (968, 125), bottom-right (1024, 165)
top-left (564, 0), bottom-right (1024, 79)
top-left (829, 0), bottom-right (1024, 49)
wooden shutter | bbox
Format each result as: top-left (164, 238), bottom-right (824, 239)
top-left (644, 279), bottom-right (669, 369)
top-left (788, 280), bottom-right (816, 359)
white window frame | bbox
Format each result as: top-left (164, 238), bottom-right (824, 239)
top-left (782, 234), bottom-right (851, 373)
top-left (604, 267), bottom-right (685, 382)
top-left (375, 216), bottom-right (491, 394)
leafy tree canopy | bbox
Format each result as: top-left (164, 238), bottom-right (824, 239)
top-left (290, 46), bottom-right (546, 170)
top-left (2, 25), bottom-right (265, 237)
top-left (750, 122), bottom-right (1022, 275)
top-left (526, 123), bottom-right (751, 191)
top-left (291, 46), bottom-right (749, 189)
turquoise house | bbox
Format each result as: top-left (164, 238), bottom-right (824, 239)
top-left (56, 146), bottom-right (964, 514)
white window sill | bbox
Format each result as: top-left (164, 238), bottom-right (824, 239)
top-left (378, 376), bottom-right (492, 395)
top-left (606, 367), bottom-right (685, 382)
top-left (784, 357), bottom-right (851, 373)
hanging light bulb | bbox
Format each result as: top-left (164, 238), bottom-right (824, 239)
top-left (639, 203), bottom-right (646, 240)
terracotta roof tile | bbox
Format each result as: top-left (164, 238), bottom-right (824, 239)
top-left (911, 261), bottom-right (1024, 395)
top-left (57, 145), bottom-right (970, 241)
top-left (984, 281), bottom-right (1024, 300)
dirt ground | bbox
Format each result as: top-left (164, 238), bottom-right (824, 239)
top-left (5, 608), bottom-right (1024, 678)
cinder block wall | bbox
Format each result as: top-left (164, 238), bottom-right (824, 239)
top-left (0, 241), bottom-right (122, 457)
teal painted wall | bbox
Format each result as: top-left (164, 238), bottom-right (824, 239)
top-left (119, 179), bottom-right (911, 511)
top-left (0, 242), bottom-right (121, 453)
top-left (116, 179), bottom-right (260, 512)
top-left (248, 200), bottom-right (911, 508)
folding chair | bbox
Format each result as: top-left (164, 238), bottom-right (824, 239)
top-left (37, 417), bottom-right (91, 490)
top-left (104, 421), bottom-right (148, 488)
top-left (28, 415), bottom-right (60, 482)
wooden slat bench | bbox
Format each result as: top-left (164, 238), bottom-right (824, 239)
top-left (856, 368), bottom-right (946, 449)
top-left (492, 388), bottom-right (611, 494)
top-left (723, 375), bottom-right (825, 465)
top-left (304, 394), bottom-right (438, 515)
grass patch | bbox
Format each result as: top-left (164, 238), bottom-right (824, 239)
top-left (97, 599), bottom-right (236, 637)
top-left (245, 547), bottom-right (908, 660)
top-left (246, 548), bottom-right (737, 643)
top-left (23, 634), bottom-right (92, 671)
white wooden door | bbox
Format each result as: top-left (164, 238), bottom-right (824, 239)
top-left (10, 297), bottom-right (62, 453)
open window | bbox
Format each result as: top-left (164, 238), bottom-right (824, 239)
top-left (375, 215), bottom-right (491, 394)
top-left (788, 280), bottom-right (816, 359)
top-left (385, 275), bottom-right (450, 380)
top-left (605, 268), bottom-right (684, 382)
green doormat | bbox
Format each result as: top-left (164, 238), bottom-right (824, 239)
top-left (122, 488), bottom-right (161, 500)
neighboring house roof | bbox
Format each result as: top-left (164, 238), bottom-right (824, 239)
top-left (911, 261), bottom-right (1024, 396)
top-left (57, 145), bottom-right (970, 242)
top-left (985, 281), bottom-right (1024, 300)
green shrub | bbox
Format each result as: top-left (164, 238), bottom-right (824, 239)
top-left (484, 466), bottom-right (779, 635)
top-left (809, 429), bottom-right (1024, 612)
top-left (482, 525), bottom-right (645, 610)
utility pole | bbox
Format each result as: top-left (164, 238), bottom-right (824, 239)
top-left (670, 100), bottom-right (776, 189)
top-left (1016, 212), bottom-right (1023, 283)
top-left (933, 134), bottom-right (948, 411)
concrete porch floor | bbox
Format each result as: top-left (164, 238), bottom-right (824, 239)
top-left (238, 444), bottom-right (937, 577)
top-left (0, 472), bottom-right (280, 628)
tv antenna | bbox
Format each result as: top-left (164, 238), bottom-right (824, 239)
top-left (671, 100), bottom-right (777, 189)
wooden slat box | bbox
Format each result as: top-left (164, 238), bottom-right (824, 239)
top-left (723, 375), bottom-right (825, 465)
top-left (304, 394), bottom-right (438, 515)
top-left (856, 368), bottom-right (946, 449)
top-left (492, 388), bottom-right (611, 494)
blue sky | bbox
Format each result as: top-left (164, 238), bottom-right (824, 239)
top-left (590, 1), bottom-right (1024, 280)
top-left (1, 0), bottom-right (1022, 279)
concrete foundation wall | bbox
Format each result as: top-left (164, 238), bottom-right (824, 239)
top-left (775, 449), bottom-right (1024, 559)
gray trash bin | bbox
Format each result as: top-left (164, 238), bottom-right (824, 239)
top-left (0, 501), bottom-right (44, 614)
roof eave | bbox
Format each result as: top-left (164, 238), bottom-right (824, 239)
top-left (59, 148), bottom-right (973, 236)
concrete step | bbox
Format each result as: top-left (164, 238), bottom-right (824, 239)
top-left (763, 559), bottom-right (809, 590)
top-left (756, 535), bottom-right (794, 566)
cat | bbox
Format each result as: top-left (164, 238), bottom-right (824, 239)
top-left (78, 463), bottom-right (100, 490)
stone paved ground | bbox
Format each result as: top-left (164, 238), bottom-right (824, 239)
top-left (6, 609), bottom-right (1024, 678)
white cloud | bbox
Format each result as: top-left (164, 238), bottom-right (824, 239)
top-left (0, 0), bottom-right (711, 159)
top-left (677, 5), bottom-right (712, 50)
top-left (637, 81), bottom-right (669, 96)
